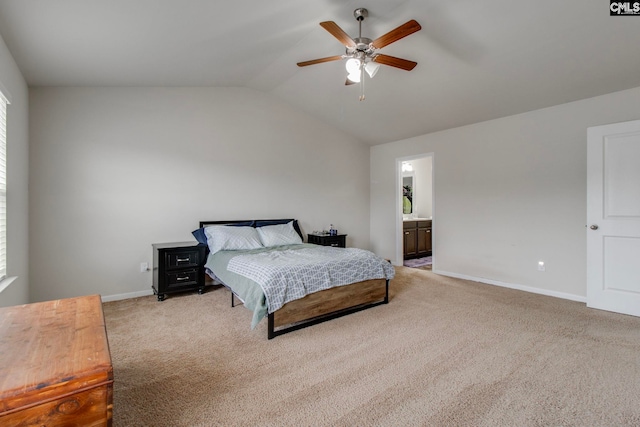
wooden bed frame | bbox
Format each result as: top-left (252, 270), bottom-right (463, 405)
top-left (199, 219), bottom-right (390, 339)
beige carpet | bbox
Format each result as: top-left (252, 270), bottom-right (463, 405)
top-left (103, 267), bottom-right (640, 426)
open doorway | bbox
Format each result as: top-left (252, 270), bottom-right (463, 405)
top-left (396, 154), bottom-right (434, 269)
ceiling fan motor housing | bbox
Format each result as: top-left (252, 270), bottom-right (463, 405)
top-left (348, 9), bottom-right (375, 58)
top-left (347, 37), bottom-right (374, 58)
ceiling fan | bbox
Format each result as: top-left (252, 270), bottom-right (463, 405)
top-left (297, 8), bottom-right (421, 100)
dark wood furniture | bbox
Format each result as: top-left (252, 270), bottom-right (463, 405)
top-left (403, 219), bottom-right (432, 259)
top-left (0, 295), bottom-right (113, 426)
top-left (152, 241), bottom-right (207, 301)
top-left (200, 219), bottom-right (389, 339)
top-left (307, 233), bottom-right (347, 248)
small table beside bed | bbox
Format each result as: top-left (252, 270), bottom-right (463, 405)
top-left (194, 219), bottom-right (395, 339)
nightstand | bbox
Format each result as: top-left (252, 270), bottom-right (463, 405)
top-left (307, 233), bottom-right (347, 248)
top-left (152, 242), bottom-right (207, 301)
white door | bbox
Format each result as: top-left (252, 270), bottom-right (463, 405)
top-left (587, 119), bottom-right (640, 317)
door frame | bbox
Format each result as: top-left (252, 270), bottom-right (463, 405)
top-left (395, 153), bottom-right (434, 265)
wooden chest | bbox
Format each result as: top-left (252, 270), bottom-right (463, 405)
top-left (0, 295), bottom-right (113, 426)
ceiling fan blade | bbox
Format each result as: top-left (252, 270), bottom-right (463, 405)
top-left (371, 20), bottom-right (421, 49)
top-left (373, 54), bottom-right (417, 71)
top-left (320, 21), bottom-right (356, 48)
top-left (297, 55), bottom-right (343, 67)
top-left (345, 78), bottom-right (356, 86)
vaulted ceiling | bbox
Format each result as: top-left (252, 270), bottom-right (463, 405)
top-left (1, 0), bottom-right (639, 145)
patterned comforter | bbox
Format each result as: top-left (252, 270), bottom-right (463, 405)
top-left (226, 245), bottom-right (395, 314)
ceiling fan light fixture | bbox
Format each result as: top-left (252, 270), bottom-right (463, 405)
top-left (347, 71), bottom-right (361, 83)
top-left (365, 61), bottom-right (380, 78)
top-left (345, 58), bottom-right (361, 75)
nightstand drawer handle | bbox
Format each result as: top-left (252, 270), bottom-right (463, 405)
top-left (330, 243), bottom-right (339, 247)
top-left (176, 257), bottom-right (190, 262)
top-left (176, 276), bottom-right (190, 281)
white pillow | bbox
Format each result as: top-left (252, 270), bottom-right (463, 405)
top-left (256, 221), bottom-right (303, 248)
top-left (204, 226), bottom-right (264, 254)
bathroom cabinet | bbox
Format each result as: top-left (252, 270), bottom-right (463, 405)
top-left (403, 220), bottom-right (432, 259)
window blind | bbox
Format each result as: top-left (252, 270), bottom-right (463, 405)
top-left (0, 91), bottom-right (7, 281)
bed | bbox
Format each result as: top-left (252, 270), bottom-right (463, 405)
top-left (196, 219), bottom-right (395, 339)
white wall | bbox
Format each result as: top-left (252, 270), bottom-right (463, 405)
top-left (0, 34), bottom-right (29, 307)
top-left (371, 86), bottom-right (640, 300)
top-left (29, 87), bottom-right (370, 302)
top-left (412, 156), bottom-right (432, 219)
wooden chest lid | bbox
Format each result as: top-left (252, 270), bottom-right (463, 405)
top-left (0, 295), bottom-right (113, 414)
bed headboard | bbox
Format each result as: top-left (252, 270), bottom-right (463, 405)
top-left (198, 219), bottom-right (304, 241)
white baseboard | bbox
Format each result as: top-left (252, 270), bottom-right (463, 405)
top-left (101, 271), bottom-right (587, 305)
top-left (101, 288), bottom-right (154, 302)
top-left (432, 269), bottom-right (587, 303)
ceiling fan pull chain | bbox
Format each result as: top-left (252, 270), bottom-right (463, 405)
top-left (359, 65), bottom-right (365, 101)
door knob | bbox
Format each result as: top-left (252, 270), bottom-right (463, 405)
top-left (590, 224), bottom-right (599, 230)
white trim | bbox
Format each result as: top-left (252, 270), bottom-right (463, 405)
top-left (0, 276), bottom-right (16, 293)
top-left (432, 269), bottom-right (587, 303)
top-left (100, 288), bottom-right (154, 302)
top-left (0, 90), bottom-right (7, 281)
top-left (395, 159), bottom-right (402, 265)
top-left (0, 80), bottom-right (11, 105)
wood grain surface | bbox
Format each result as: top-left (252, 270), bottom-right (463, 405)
top-left (274, 279), bottom-right (387, 327)
top-left (0, 295), bottom-right (113, 426)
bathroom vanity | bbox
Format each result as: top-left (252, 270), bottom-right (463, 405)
top-left (403, 219), bottom-right (432, 259)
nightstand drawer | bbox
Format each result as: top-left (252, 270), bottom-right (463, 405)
top-left (325, 237), bottom-right (343, 247)
top-left (165, 269), bottom-right (199, 289)
top-left (166, 250), bottom-right (200, 269)
top-left (307, 234), bottom-right (347, 248)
